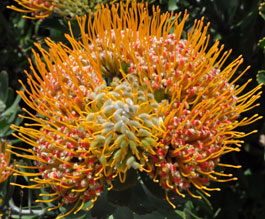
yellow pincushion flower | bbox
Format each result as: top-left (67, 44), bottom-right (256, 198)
top-left (10, 1), bottom-right (261, 217)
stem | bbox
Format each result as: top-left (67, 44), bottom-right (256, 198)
top-left (8, 199), bottom-right (45, 216)
top-left (19, 190), bottom-right (23, 219)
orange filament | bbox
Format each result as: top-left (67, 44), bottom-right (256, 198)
top-left (165, 191), bottom-right (176, 208)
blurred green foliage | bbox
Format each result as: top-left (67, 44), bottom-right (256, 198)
top-left (0, 71), bottom-right (23, 140)
top-left (1, 0), bottom-right (265, 218)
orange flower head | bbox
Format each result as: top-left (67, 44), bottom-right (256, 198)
top-left (10, 1), bottom-right (262, 216)
top-left (10, 38), bottom-right (107, 217)
top-left (8, 0), bottom-right (119, 19)
top-left (0, 141), bottom-right (13, 184)
top-left (8, 0), bottom-right (55, 19)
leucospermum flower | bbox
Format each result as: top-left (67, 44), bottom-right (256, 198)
top-left (10, 1), bottom-right (261, 217)
top-left (10, 41), bottom-right (106, 217)
top-left (8, 0), bottom-right (55, 19)
top-left (0, 141), bottom-right (13, 184)
top-left (8, 0), bottom-right (118, 19)
top-left (0, 141), bottom-right (14, 217)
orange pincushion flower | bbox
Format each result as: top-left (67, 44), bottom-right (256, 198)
top-left (0, 141), bottom-right (13, 184)
top-left (78, 3), bottom-right (261, 205)
top-left (10, 40), bottom-right (106, 218)
top-left (8, 0), bottom-right (55, 19)
top-left (10, 1), bottom-right (261, 217)
top-left (8, 0), bottom-right (121, 19)
top-left (114, 19), bottom-right (262, 203)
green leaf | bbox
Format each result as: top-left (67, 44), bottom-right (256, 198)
top-left (0, 119), bottom-right (14, 138)
top-left (257, 70), bottom-right (265, 84)
top-left (91, 189), bottom-right (116, 218)
top-left (113, 207), bottom-right (134, 219)
top-left (140, 172), bottom-right (188, 219)
top-left (213, 0), bottom-right (239, 24)
top-left (235, 10), bottom-right (255, 29)
top-left (140, 171), bottom-right (165, 200)
top-left (213, 208), bottom-right (221, 218)
top-left (40, 16), bottom-right (68, 32)
top-left (5, 88), bottom-right (15, 109)
top-left (107, 187), bottom-right (132, 207)
top-left (0, 100), bottom-right (5, 113)
top-left (0, 174), bottom-right (16, 211)
top-left (0, 71), bottom-right (8, 103)
top-left (112, 169), bottom-right (138, 191)
top-left (196, 190), bottom-right (213, 211)
top-left (140, 171), bottom-right (185, 204)
top-left (0, 118), bottom-right (7, 130)
top-left (65, 210), bottom-right (91, 219)
top-left (59, 201), bottom-right (92, 219)
top-left (1, 90), bottom-right (22, 118)
top-left (128, 182), bottom-right (156, 215)
top-left (0, 126), bottom-right (14, 138)
top-left (158, 207), bottom-right (187, 219)
top-left (168, 0), bottom-right (178, 11)
top-left (184, 201), bottom-right (202, 219)
top-left (13, 115), bottom-right (23, 126)
top-left (174, 210), bottom-right (186, 218)
top-left (133, 211), bottom-right (165, 219)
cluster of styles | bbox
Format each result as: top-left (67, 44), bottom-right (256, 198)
top-left (9, 1), bottom-right (262, 218)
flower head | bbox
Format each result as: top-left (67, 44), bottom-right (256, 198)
top-left (8, 0), bottom-right (55, 19)
top-left (8, 0), bottom-right (118, 19)
top-left (0, 141), bottom-right (13, 184)
top-left (10, 1), bottom-right (261, 216)
top-left (10, 39), bottom-right (105, 218)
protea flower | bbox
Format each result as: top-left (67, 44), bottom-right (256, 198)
top-left (10, 1), bottom-right (261, 217)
